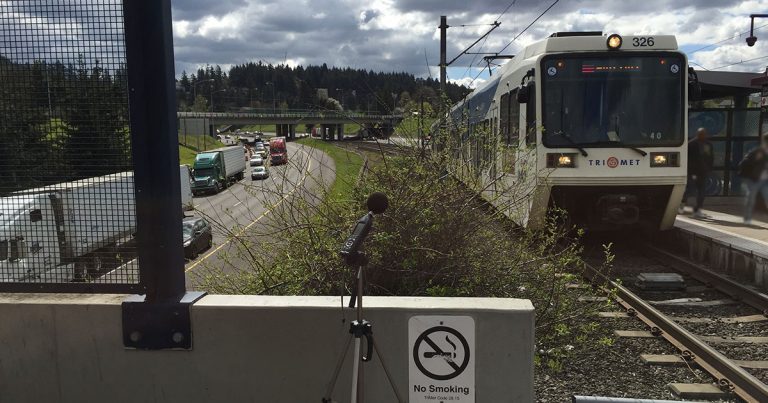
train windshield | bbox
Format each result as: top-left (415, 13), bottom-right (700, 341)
top-left (542, 54), bottom-right (684, 148)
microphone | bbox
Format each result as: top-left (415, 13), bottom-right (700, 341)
top-left (340, 193), bottom-right (388, 263)
top-left (367, 192), bottom-right (388, 214)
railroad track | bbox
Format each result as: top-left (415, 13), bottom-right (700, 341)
top-left (341, 140), bottom-right (404, 156)
top-left (583, 240), bottom-right (768, 402)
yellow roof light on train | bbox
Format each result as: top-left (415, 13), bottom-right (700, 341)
top-left (606, 34), bottom-right (622, 50)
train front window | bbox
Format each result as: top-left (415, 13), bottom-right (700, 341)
top-left (542, 54), bottom-right (684, 148)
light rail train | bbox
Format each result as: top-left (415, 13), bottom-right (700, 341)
top-left (445, 32), bottom-right (694, 231)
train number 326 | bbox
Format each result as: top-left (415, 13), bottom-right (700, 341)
top-left (632, 37), bottom-right (655, 47)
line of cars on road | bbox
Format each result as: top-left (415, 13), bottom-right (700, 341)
top-left (185, 136), bottom-right (289, 261)
top-left (185, 138), bottom-right (274, 261)
top-left (247, 140), bottom-right (270, 180)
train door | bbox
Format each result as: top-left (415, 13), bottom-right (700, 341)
top-left (511, 79), bottom-right (542, 227)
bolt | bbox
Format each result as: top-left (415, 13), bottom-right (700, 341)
top-left (172, 332), bottom-right (185, 344)
top-left (129, 331), bottom-right (142, 343)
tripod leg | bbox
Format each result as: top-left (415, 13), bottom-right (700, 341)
top-left (351, 337), bottom-right (361, 403)
top-left (372, 337), bottom-right (405, 403)
top-left (323, 334), bottom-right (353, 402)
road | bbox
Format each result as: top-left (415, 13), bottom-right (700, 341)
top-left (184, 142), bottom-right (335, 288)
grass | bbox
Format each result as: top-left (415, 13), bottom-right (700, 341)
top-left (179, 145), bottom-right (198, 166)
top-left (178, 137), bottom-right (226, 166)
top-left (178, 134), bottom-right (225, 151)
top-left (395, 115), bottom-right (435, 139)
top-left (344, 123), bottom-right (362, 134)
top-left (241, 124), bottom-right (277, 133)
top-left (296, 138), bottom-right (363, 201)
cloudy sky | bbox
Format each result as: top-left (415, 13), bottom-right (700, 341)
top-left (1, 1), bottom-right (766, 87)
top-left (170, 0), bottom-right (768, 87)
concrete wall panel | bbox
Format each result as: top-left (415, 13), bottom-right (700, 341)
top-left (0, 294), bottom-right (534, 403)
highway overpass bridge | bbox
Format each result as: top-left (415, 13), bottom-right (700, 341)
top-left (177, 110), bottom-right (404, 140)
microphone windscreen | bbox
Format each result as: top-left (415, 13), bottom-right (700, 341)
top-left (367, 192), bottom-right (388, 214)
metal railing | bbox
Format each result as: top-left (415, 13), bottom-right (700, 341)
top-left (178, 110), bottom-right (403, 120)
top-left (0, 0), bottom-right (186, 299)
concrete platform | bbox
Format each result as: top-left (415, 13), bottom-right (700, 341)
top-left (677, 196), bottom-right (768, 245)
top-left (668, 197), bottom-right (768, 292)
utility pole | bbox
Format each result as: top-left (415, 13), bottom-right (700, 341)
top-left (439, 16), bottom-right (501, 94)
top-left (439, 15), bottom-right (447, 94)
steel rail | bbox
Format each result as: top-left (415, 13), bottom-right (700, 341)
top-left (644, 244), bottom-right (768, 315)
top-left (584, 264), bottom-right (768, 402)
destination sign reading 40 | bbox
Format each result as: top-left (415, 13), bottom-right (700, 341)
top-left (409, 316), bottom-right (475, 402)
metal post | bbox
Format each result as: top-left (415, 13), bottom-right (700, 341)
top-left (440, 16), bottom-right (447, 94)
top-left (123, 0), bottom-right (186, 300)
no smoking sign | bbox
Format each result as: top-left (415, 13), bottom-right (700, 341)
top-left (409, 316), bottom-right (475, 402)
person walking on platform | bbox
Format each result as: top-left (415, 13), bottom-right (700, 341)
top-left (738, 135), bottom-right (768, 225)
top-left (681, 127), bottom-right (714, 218)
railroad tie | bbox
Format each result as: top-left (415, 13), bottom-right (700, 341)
top-left (598, 311), bottom-right (631, 318)
top-left (640, 354), bottom-right (689, 367)
top-left (667, 383), bottom-right (732, 400)
top-left (614, 330), bottom-right (656, 338)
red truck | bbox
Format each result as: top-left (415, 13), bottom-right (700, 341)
top-left (269, 137), bottom-right (288, 165)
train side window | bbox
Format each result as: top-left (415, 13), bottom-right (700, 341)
top-left (500, 93), bottom-right (509, 142)
top-left (525, 88), bottom-right (536, 146)
top-left (30, 241), bottom-right (42, 254)
top-left (30, 209), bottom-right (42, 222)
top-left (0, 240), bottom-right (7, 261)
top-left (509, 90), bottom-right (520, 145)
top-left (9, 239), bottom-right (19, 262)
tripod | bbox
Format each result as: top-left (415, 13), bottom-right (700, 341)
top-left (321, 252), bottom-right (404, 403)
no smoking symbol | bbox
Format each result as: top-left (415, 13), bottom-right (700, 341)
top-left (413, 326), bottom-right (470, 381)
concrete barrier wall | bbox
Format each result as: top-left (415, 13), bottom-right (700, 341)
top-left (0, 294), bottom-right (534, 402)
top-left (665, 221), bottom-right (768, 292)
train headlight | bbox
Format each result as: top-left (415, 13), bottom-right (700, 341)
top-left (607, 34), bottom-right (622, 50)
top-left (650, 152), bottom-right (680, 167)
top-left (547, 153), bottom-right (577, 168)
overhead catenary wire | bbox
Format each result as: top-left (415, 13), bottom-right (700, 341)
top-left (462, 0), bottom-right (517, 77)
top-left (710, 54), bottom-right (768, 70)
top-left (690, 23), bottom-right (768, 54)
top-left (498, 0), bottom-right (560, 55)
top-left (463, 0), bottom-right (558, 88)
top-left (460, 34), bottom-right (491, 83)
top-left (444, 1), bottom-right (518, 88)
top-left (456, 23), bottom-right (499, 27)
top-left (688, 61), bottom-right (709, 71)
top-left (496, 0), bottom-right (517, 21)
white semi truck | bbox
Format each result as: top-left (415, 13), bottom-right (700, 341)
top-left (1, 167), bottom-right (194, 282)
top-left (180, 164), bottom-right (193, 211)
top-left (0, 172), bottom-right (136, 282)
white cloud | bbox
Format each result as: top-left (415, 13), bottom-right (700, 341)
top-left (166, 0), bottom-right (768, 80)
top-left (450, 76), bottom-right (486, 89)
